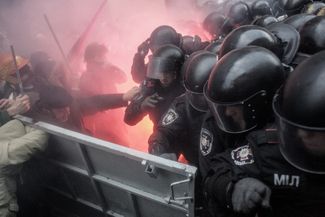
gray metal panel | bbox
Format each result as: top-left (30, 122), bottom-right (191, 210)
top-left (38, 161), bottom-right (75, 197)
top-left (86, 145), bottom-right (190, 198)
top-left (66, 171), bottom-right (100, 205)
top-left (99, 182), bottom-right (135, 217)
top-left (134, 196), bottom-right (187, 217)
top-left (45, 136), bottom-right (86, 169)
top-left (18, 119), bottom-right (197, 217)
top-left (34, 122), bottom-right (196, 175)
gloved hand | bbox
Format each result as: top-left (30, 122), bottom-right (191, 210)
top-left (137, 38), bottom-right (150, 57)
top-left (232, 177), bottom-right (271, 214)
top-left (140, 93), bottom-right (164, 111)
top-left (159, 153), bottom-right (178, 161)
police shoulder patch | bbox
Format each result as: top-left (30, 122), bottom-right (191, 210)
top-left (162, 109), bottom-right (179, 126)
top-left (231, 145), bottom-right (254, 166)
top-left (200, 128), bottom-right (213, 156)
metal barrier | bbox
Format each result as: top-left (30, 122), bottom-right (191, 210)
top-left (19, 118), bottom-right (197, 217)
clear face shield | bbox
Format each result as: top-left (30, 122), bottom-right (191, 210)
top-left (273, 94), bottom-right (325, 174)
top-left (205, 88), bottom-right (267, 134)
top-left (185, 90), bottom-right (208, 112)
top-left (147, 57), bottom-right (176, 80)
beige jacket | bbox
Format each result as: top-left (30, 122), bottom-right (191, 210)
top-left (0, 120), bottom-right (48, 216)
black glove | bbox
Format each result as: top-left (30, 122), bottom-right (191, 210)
top-left (140, 93), bottom-right (164, 111)
top-left (232, 178), bottom-right (271, 214)
top-left (137, 38), bottom-right (150, 57)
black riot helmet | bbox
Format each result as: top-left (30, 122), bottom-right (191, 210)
top-left (299, 16), bottom-right (325, 54)
top-left (251, 15), bottom-right (278, 27)
top-left (147, 44), bottom-right (184, 80)
top-left (202, 12), bottom-right (226, 39)
top-left (149, 25), bottom-right (181, 52)
top-left (180, 35), bottom-right (206, 55)
top-left (180, 50), bottom-right (203, 80)
top-left (282, 13), bottom-right (316, 31)
top-left (301, 1), bottom-right (325, 14)
top-left (184, 51), bottom-right (216, 112)
top-left (279, 0), bottom-right (312, 15)
top-left (227, 1), bottom-right (253, 25)
top-left (204, 38), bottom-right (223, 55)
top-left (266, 22), bottom-right (300, 64)
top-left (273, 50), bottom-right (325, 174)
top-left (251, 0), bottom-right (274, 17)
top-left (218, 25), bottom-right (282, 59)
top-left (205, 46), bottom-right (285, 133)
top-left (270, 0), bottom-right (287, 17)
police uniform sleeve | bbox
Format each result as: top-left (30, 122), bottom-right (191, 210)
top-left (124, 96), bottom-right (147, 126)
top-left (204, 143), bottom-right (262, 209)
top-left (131, 53), bottom-right (147, 84)
top-left (78, 94), bottom-right (127, 115)
top-left (0, 120), bottom-right (48, 165)
top-left (148, 97), bottom-right (185, 155)
top-left (199, 114), bottom-right (233, 178)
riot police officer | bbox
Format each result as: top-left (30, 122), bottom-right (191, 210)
top-left (124, 45), bottom-right (185, 130)
top-left (148, 51), bottom-right (216, 166)
top-left (199, 46), bottom-right (285, 179)
top-left (202, 12), bottom-right (225, 40)
top-left (218, 24), bottom-right (300, 66)
top-left (131, 25), bottom-right (181, 84)
top-left (299, 16), bottom-right (325, 54)
top-left (266, 22), bottom-right (300, 65)
top-left (221, 1), bottom-right (253, 36)
top-left (218, 25), bottom-right (282, 60)
top-left (203, 50), bottom-right (325, 217)
top-left (131, 25), bottom-right (208, 84)
top-left (148, 51), bottom-right (216, 217)
top-left (278, 0), bottom-right (312, 15)
top-left (282, 14), bottom-right (316, 67)
top-left (251, 15), bottom-right (278, 27)
top-left (199, 46), bottom-right (285, 217)
top-left (282, 13), bottom-right (315, 31)
top-left (204, 38), bottom-right (223, 55)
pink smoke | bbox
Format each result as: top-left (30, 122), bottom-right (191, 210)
top-left (0, 0), bottom-right (210, 152)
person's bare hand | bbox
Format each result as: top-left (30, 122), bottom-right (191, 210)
top-left (0, 99), bottom-right (10, 110)
top-left (123, 86), bottom-right (141, 101)
top-left (6, 95), bottom-right (31, 116)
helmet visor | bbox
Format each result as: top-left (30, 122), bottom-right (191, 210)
top-left (147, 57), bottom-right (177, 79)
top-left (186, 91), bottom-right (208, 112)
top-left (206, 90), bottom-right (266, 133)
top-left (273, 94), bottom-right (325, 174)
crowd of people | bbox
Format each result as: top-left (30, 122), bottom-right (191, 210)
top-left (1, 0), bottom-right (325, 216)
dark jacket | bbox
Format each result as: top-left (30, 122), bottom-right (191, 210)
top-left (28, 93), bottom-right (127, 133)
top-left (148, 94), bottom-right (205, 166)
top-left (199, 112), bottom-right (247, 178)
top-left (124, 81), bottom-right (185, 130)
top-left (204, 125), bottom-right (325, 217)
top-left (131, 53), bottom-right (147, 84)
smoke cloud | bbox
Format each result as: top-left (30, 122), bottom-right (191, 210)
top-left (0, 0), bottom-right (210, 151)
